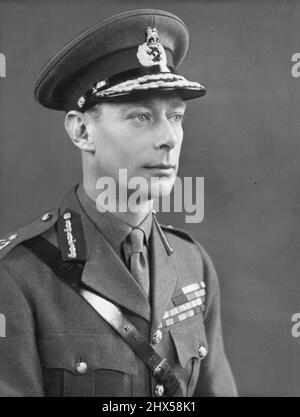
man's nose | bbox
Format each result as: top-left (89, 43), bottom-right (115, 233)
top-left (153, 119), bottom-right (180, 151)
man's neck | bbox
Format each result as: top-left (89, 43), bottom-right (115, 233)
top-left (82, 182), bottom-right (153, 228)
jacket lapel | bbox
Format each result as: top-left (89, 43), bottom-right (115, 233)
top-left (59, 186), bottom-right (151, 322)
top-left (150, 221), bottom-right (179, 332)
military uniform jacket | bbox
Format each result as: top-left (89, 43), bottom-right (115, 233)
top-left (0, 186), bottom-right (237, 397)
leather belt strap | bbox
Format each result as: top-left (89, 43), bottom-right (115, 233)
top-left (23, 235), bottom-right (183, 397)
top-left (80, 288), bottom-right (182, 396)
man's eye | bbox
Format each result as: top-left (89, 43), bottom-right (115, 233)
top-left (170, 114), bottom-right (184, 122)
top-left (134, 114), bottom-right (150, 122)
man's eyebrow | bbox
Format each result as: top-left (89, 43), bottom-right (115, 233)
top-left (119, 104), bottom-right (151, 112)
top-left (118, 99), bottom-right (187, 113)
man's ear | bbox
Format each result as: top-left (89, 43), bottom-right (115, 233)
top-left (64, 110), bottom-right (95, 152)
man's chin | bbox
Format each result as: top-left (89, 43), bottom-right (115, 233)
top-left (117, 174), bottom-right (176, 211)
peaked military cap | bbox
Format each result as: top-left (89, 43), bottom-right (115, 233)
top-left (34, 8), bottom-right (206, 112)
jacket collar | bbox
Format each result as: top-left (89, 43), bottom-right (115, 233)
top-left (59, 185), bottom-right (151, 322)
top-left (76, 183), bottom-right (153, 249)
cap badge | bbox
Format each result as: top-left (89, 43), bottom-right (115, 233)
top-left (137, 27), bottom-right (169, 73)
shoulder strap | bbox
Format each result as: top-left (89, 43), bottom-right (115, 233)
top-left (0, 209), bottom-right (59, 260)
top-left (23, 235), bottom-right (183, 397)
top-left (160, 224), bottom-right (196, 243)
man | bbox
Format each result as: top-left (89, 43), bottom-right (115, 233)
top-left (0, 9), bottom-right (237, 397)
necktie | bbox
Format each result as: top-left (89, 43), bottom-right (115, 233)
top-left (124, 228), bottom-right (150, 297)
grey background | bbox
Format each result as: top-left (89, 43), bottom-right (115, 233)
top-left (0, 0), bottom-right (300, 396)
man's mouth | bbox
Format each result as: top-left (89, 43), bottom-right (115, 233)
top-left (144, 163), bottom-right (176, 170)
top-left (143, 163), bottom-right (176, 177)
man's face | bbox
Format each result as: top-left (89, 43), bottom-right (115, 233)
top-left (87, 91), bottom-right (186, 200)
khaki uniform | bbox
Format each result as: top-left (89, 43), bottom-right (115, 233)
top-left (0, 186), bottom-right (237, 397)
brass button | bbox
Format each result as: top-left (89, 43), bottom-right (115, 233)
top-left (198, 345), bottom-right (208, 359)
top-left (154, 384), bottom-right (164, 397)
top-left (75, 361), bottom-right (88, 374)
top-left (63, 212), bottom-right (72, 220)
top-left (41, 212), bottom-right (52, 222)
top-left (152, 329), bottom-right (163, 345)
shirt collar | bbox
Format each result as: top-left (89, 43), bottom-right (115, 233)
top-left (76, 184), bottom-right (153, 249)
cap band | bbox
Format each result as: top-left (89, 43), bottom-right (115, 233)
top-left (77, 64), bottom-right (175, 110)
